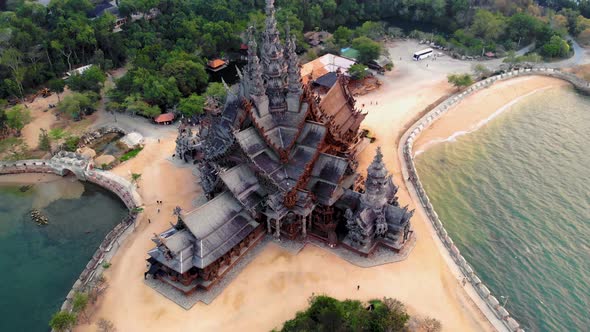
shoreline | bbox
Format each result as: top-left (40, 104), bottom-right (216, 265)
top-left (413, 76), bottom-right (570, 155)
top-left (0, 173), bottom-right (66, 185)
top-left (397, 71), bottom-right (584, 332)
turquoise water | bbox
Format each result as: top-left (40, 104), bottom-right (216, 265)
top-left (0, 178), bottom-right (127, 332)
top-left (415, 86), bottom-right (590, 331)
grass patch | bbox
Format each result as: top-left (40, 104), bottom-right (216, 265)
top-left (120, 147), bottom-right (142, 162)
top-left (49, 128), bottom-right (68, 140)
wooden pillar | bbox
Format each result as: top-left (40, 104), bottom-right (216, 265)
top-left (275, 218), bottom-right (281, 240)
top-left (302, 215), bottom-right (307, 238)
top-left (266, 219), bottom-right (272, 234)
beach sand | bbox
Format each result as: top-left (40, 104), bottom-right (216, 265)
top-left (413, 76), bottom-right (570, 155)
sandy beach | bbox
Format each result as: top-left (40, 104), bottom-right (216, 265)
top-left (413, 76), bottom-right (570, 155)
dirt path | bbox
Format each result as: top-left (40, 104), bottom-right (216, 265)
top-left (20, 89), bottom-right (71, 148)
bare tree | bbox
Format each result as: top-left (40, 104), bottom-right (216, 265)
top-left (97, 318), bottom-right (117, 332)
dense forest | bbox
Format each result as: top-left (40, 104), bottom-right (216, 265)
top-left (2, 0), bottom-right (590, 122)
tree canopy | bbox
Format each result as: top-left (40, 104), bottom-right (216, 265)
top-left (5, 105), bottom-right (31, 135)
top-left (352, 36), bottom-right (382, 64)
top-left (447, 73), bottom-right (473, 89)
top-left (280, 295), bottom-right (410, 332)
top-left (48, 311), bottom-right (77, 332)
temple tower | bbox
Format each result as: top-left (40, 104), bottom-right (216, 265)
top-left (261, 0), bottom-right (287, 110)
top-left (361, 147), bottom-right (389, 210)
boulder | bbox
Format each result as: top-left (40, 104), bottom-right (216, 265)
top-left (78, 146), bottom-right (97, 159)
top-left (120, 132), bottom-right (144, 149)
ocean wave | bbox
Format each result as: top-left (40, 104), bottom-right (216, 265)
top-left (414, 86), bottom-right (554, 157)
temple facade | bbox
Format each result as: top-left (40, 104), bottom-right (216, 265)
top-left (148, 0), bottom-right (413, 295)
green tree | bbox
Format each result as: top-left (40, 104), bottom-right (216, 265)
top-left (161, 59), bottom-right (208, 96)
top-left (333, 26), bottom-right (353, 46)
top-left (470, 9), bottom-right (507, 41)
top-left (204, 82), bottom-right (227, 104)
top-left (64, 135), bottom-right (80, 151)
top-left (0, 48), bottom-right (26, 100)
top-left (542, 35), bottom-right (570, 57)
top-left (72, 292), bottom-right (89, 323)
top-left (5, 104), bottom-right (32, 136)
top-left (48, 311), bottom-right (77, 332)
top-left (447, 73), bottom-right (473, 90)
top-left (352, 36), bottom-right (382, 64)
top-left (125, 95), bottom-right (160, 118)
top-left (57, 92), bottom-right (96, 120)
top-left (48, 78), bottom-right (66, 102)
top-left (38, 128), bottom-right (51, 151)
top-left (66, 66), bottom-right (106, 93)
top-left (348, 64), bottom-right (369, 80)
top-left (356, 21), bottom-right (385, 40)
top-left (178, 94), bottom-right (205, 117)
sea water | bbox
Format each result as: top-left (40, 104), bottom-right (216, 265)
top-left (0, 178), bottom-right (127, 331)
top-left (415, 86), bottom-right (590, 331)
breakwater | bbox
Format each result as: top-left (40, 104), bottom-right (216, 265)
top-left (0, 151), bottom-right (143, 317)
top-left (398, 68), bottom-right (587, 332)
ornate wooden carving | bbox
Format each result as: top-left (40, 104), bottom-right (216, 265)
top-left (284, 189), bottom-right (297, 208)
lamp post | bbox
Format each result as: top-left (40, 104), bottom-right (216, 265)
top-left (501, 295), bottom-right (509, 307)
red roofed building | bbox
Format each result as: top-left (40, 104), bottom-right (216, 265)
top-left (154, 112), bottom-right (175, 124)
top-left (207, 59), bottom-right (229, 72)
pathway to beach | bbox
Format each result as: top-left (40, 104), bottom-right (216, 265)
top-left (71, 39), bottom-right (507, 332)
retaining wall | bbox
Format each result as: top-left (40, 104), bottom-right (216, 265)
top-left (399, 68), bottom-right (583, 332)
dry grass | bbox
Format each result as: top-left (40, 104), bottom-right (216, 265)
top-left (567, 64), bottom-right (590, 81)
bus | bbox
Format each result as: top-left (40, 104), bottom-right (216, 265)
top-left (413, 48), bottom-right (433, 61)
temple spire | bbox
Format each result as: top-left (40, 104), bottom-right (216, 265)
top-left (286, 33), bottom-right (302, 94)
top-left (362, 147), bottom-right (389, 208)
top-left (262, 0), bottom-right (287, 110)
top-left (245, 26), bottom-right (265, 97)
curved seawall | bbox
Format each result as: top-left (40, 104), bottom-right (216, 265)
top-left (397, 68), bottom-right (586, 332)
top-left (0, 152), bottom-right (143, 315)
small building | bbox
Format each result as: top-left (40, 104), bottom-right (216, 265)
top-left (368, 55), bottom-right (393, 73)
top-left (304, 31), bottom-right (332, 47)
top-left (65, 64), bottom-right (93, 78)
top-left (88, 1), bottom-right (126, 32)
top-left (301, 53), bottom-right (357, 87)
top-left (207, 59), bottom-right (229, 72)
top-left (154, 113), bottom-right (175, 125)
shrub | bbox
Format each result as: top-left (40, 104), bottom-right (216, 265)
top-left (64, 136), bottom-right (80, 152)
top-left (120, 147), bottom-right (143, 162)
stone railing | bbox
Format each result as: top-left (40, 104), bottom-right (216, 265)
top-left (398, 67), bottom-right (584, 332)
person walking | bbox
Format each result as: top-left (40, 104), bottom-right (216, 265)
top-left (357, 285), bottom-right (360, 290)
top-left (148, 218), bottom-right (151, 224)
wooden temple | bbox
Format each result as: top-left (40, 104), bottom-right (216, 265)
top-left (148, 0), bottom-right (413, 295)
